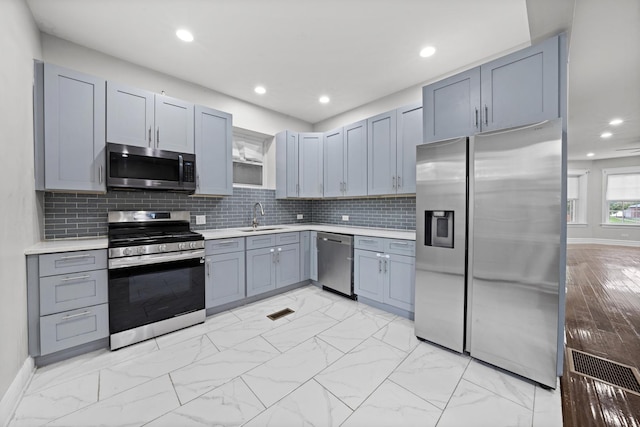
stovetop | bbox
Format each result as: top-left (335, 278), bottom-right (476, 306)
top-left (108, 230), bottom-right (204, 248)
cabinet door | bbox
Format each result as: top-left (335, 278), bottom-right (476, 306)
top-left (154, 94), bottom-right (195, 154)
top-left (310, 231), bottom-right (318, 281)
top-left (353, 249), bottom-right (384, 301)
top-left (275, 244), bottom-right (301, 288)
top-left (299, 132), bottom-right (324, 197)
top-left (367, 111), bottom-right (396, 195)
top-left (206, 252), bottom-right (245, 308)
top-left (396, 104), bottom-right (422, 194)
top-left (383, 254), bottom-right (415, 312)
top-left (299, 231), bottom-right (311, 281)
top-left (344, 120), bottom-right (368, 197)
top-left (286, 131), bottom-right (299, 197)
top-left (480, 36), bottom-right (559, 131)
top-left (106, 82), bottom-right (154, 148)
top-left (195, 105), bottom-right (232, 195)
top-left (246, 247), bottom-right (276, 297)
top-left (323, 128), bottom-right (344, 197)
top-left (422, 67), bottom-right (480, 143)
top-left (43, 64), bottom-right (106, 192)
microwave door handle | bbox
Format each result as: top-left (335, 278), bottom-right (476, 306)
top-left (178, 154), bottom-right (184, 185)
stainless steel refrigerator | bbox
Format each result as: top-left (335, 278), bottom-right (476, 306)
top-left (414, 119), bottom-right (565, 388)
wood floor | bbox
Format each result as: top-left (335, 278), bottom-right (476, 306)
top-left (562, 244), bottom-right (640, 427)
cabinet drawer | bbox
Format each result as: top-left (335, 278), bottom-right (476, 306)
top-left (40, 269), bottom-right (108, 316)
top-left (354, 236), bottom-right (384, 252)
top-left (276, 232), bottom-right (300, 246)
top-left (206, 237), bottom-right (245, 255)
top-left (383, 239), bottom-right (415, 257)
top-left (39, 250), bottom-right (107, 277)
top-left (39, 303), bottom-right (109, 356)
top-left (246, 234), bottom-right (277, 250)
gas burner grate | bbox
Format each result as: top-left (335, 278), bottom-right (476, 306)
top-left (267, 308), bottom-right (295, 321)
top-left (568, 348), bottom-right (640, 396)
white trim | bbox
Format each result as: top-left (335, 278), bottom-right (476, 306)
top-left (568, 238), bottom-right (640, 247)
top-left (0, 357), bottom-right (34, 426)
top-left (600, 223), bottom-right (640, 228)
top-left (567, 223), bottom-right (588, 227)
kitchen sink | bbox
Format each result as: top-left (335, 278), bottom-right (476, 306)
top-left (239, 227), bottom-right (285, 232)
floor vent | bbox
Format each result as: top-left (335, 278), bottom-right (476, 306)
top-left (267, 308), bottom-right (295, 321)
top-left (568, 348), bottom-right (640, 396)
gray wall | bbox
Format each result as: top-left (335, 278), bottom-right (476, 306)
top-left (0, 0), bottom-right (42, 409)
top-left (568, 155), bottom-right (640, 243)
top-left (312, 197), bottom-right (415, 230)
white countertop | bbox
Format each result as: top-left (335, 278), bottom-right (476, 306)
top-left (25, 224), bottom-right (415, 255)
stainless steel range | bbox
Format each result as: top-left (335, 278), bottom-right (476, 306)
top-left (108, 211), bottom-right (205, 350)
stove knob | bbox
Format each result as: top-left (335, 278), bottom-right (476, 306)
top-left (123, 248), bottom-right (132, 256)
top-left (137, 247), bottom-right (145, 255)
top-left (159, 244), bottom-right (167, 252)
top-left (178, 243), bottom-right (186, 250)
top-left (189, 242), bottom-right (197, 249)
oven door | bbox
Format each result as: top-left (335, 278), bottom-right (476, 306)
top-left (108, 254), bottom-right (205, 336)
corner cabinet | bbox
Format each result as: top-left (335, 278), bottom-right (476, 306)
top-left (194, 106), bottom-right (233, 195)
top-left (35, 62), bottom-right (106, 192)
top-left (423, 34), bottom-right (561, 142)
top-left (106, 81), bottom-right (195, 154)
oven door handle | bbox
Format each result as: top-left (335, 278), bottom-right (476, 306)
top-left (108, 249), bottom-right (205, 269)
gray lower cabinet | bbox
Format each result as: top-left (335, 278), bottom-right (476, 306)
top-left (246, 235), bottom-right (301, 297)
top-left (353, 236), bottom-right (415, 312)
top-left (300, 231), bottom-right (311, 281)
top-left (195, 105), bottom-right (233, 195)
top-left (35, 62), bottom-right (106, 192)
top-left (27, 249), bottom-right (109, 358)
top-left (310, 231), bottom-right (318, 281)
top-left (205, 237), bottom-right (246, 308)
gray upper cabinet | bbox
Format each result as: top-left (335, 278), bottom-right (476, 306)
top-left (194, 105), bottom-right (233, 195)
top-left (323, 121), bottom-right (368, 198)
top-left (480, 35), bottom-right (559, 131)
top-left (155, 94), bottom-right (195, 153)
top-left (38, 63), bottom-right (106, 192)
top-left (323, 128), bottom-right (344, 197)
top-left (367, 110), bottom-right (397, 196)
top-left (396, 104), bottom-right (422, 194)
top-left (423, 34), bottom-right (561, 141)
top-left (276, 130), bottom-right (299, 199)
top-left (423, 68), bottom-right (480, 143)
top-left (298, 132), bottom-right (324, 198)
top-left (106, 82), bottom-right (194, 154)
top-left (106, 82), bottom-right (154, 148)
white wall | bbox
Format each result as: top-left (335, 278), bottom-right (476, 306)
top-left (0, 0), bottom-right (43, 409)
top-left (41, 35), bottom-right (312, 136)
top-left (568, 156), bottom-right (640, 243)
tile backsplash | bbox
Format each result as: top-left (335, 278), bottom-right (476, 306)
top-left (43, 188), bottom-right (416, 239)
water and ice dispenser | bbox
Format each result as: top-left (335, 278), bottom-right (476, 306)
top-left (424, 211), bottom-right (454, 248)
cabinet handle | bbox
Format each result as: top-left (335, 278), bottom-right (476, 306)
top-left (360, 239), bottom-right (377, 244)
top-left (157, 127), bottom-right (160, 145)
top-left (474, 108), bottom-right (479, 128)
top-left (484, 105), bottom-right (488, 126)
top-left (59, 254), bottom-right (91, 260)
top-left (216, 240), bottom-right (236, 245)
top-left (98, 165), bottom-right (103, 185)
top-left (343, 182), bottom-right (347, 193)
top-left (206, 261), bottom-right (211, 277)
top-left (384, 260), bottom-right (388, 273)
top-left (392, 176), bottom-right (396, 189)
top-left (60, 274), bottom-right (91, 282)
top-left (397, 176), bottom-right (401, 188)
top-left (148, 127), bottom-right (152, 146)
top-left (62, 311), bottom-right (91, 321)
top-left (378, 259), bottom-right (382, 273)
top-left (196, 173), bottom-right (200, 189)
top-left (391, 242), bottom-right (409, 247)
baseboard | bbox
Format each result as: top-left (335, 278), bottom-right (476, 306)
top-left (568, 238), bottom-right (640, 247)
top-left (0, 357), bottom-right (34, 426)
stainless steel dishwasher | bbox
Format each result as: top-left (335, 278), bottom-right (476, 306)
top-left (316, 232), bottom-right (354, 298)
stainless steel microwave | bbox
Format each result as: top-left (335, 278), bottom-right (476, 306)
top-left (107, 143), bottom-right (196, 193)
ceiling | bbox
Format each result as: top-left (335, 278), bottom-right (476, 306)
top-left (25, 0), bottom-right (640, 161)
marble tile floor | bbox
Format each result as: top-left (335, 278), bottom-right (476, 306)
top-left (9, 285), bottom-right (563, 427)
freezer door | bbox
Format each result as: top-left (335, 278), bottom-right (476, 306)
top-left (470, 119), bottom-right (562, 388)
top-left (414, 137), bottom-right (467, 353)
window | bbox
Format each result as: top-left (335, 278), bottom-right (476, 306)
top-left (567, 169), bottom-right (588, 224)
top-left (603, 167), bottom-right (640, 225)
top-left (232, 127), bottom-right (271, 187)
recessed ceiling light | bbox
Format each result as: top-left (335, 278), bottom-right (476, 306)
top-left (254, 86), bottom-right (266, 95)
top-left (176, 29), bottom-right (194, 42)
top-left (419, 46), bottom-right (436, 58)
top-left (609, 118), bottom-right (623, 126)
top-left (587, 152), bottom-right (595, 157)
top-left (319, 96), bottom-right (330, 104)
top-left (600, 132), bottom-right (613, 138)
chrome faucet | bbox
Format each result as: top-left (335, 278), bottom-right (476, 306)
top-left (252, 202), bottom-right (265, 229)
